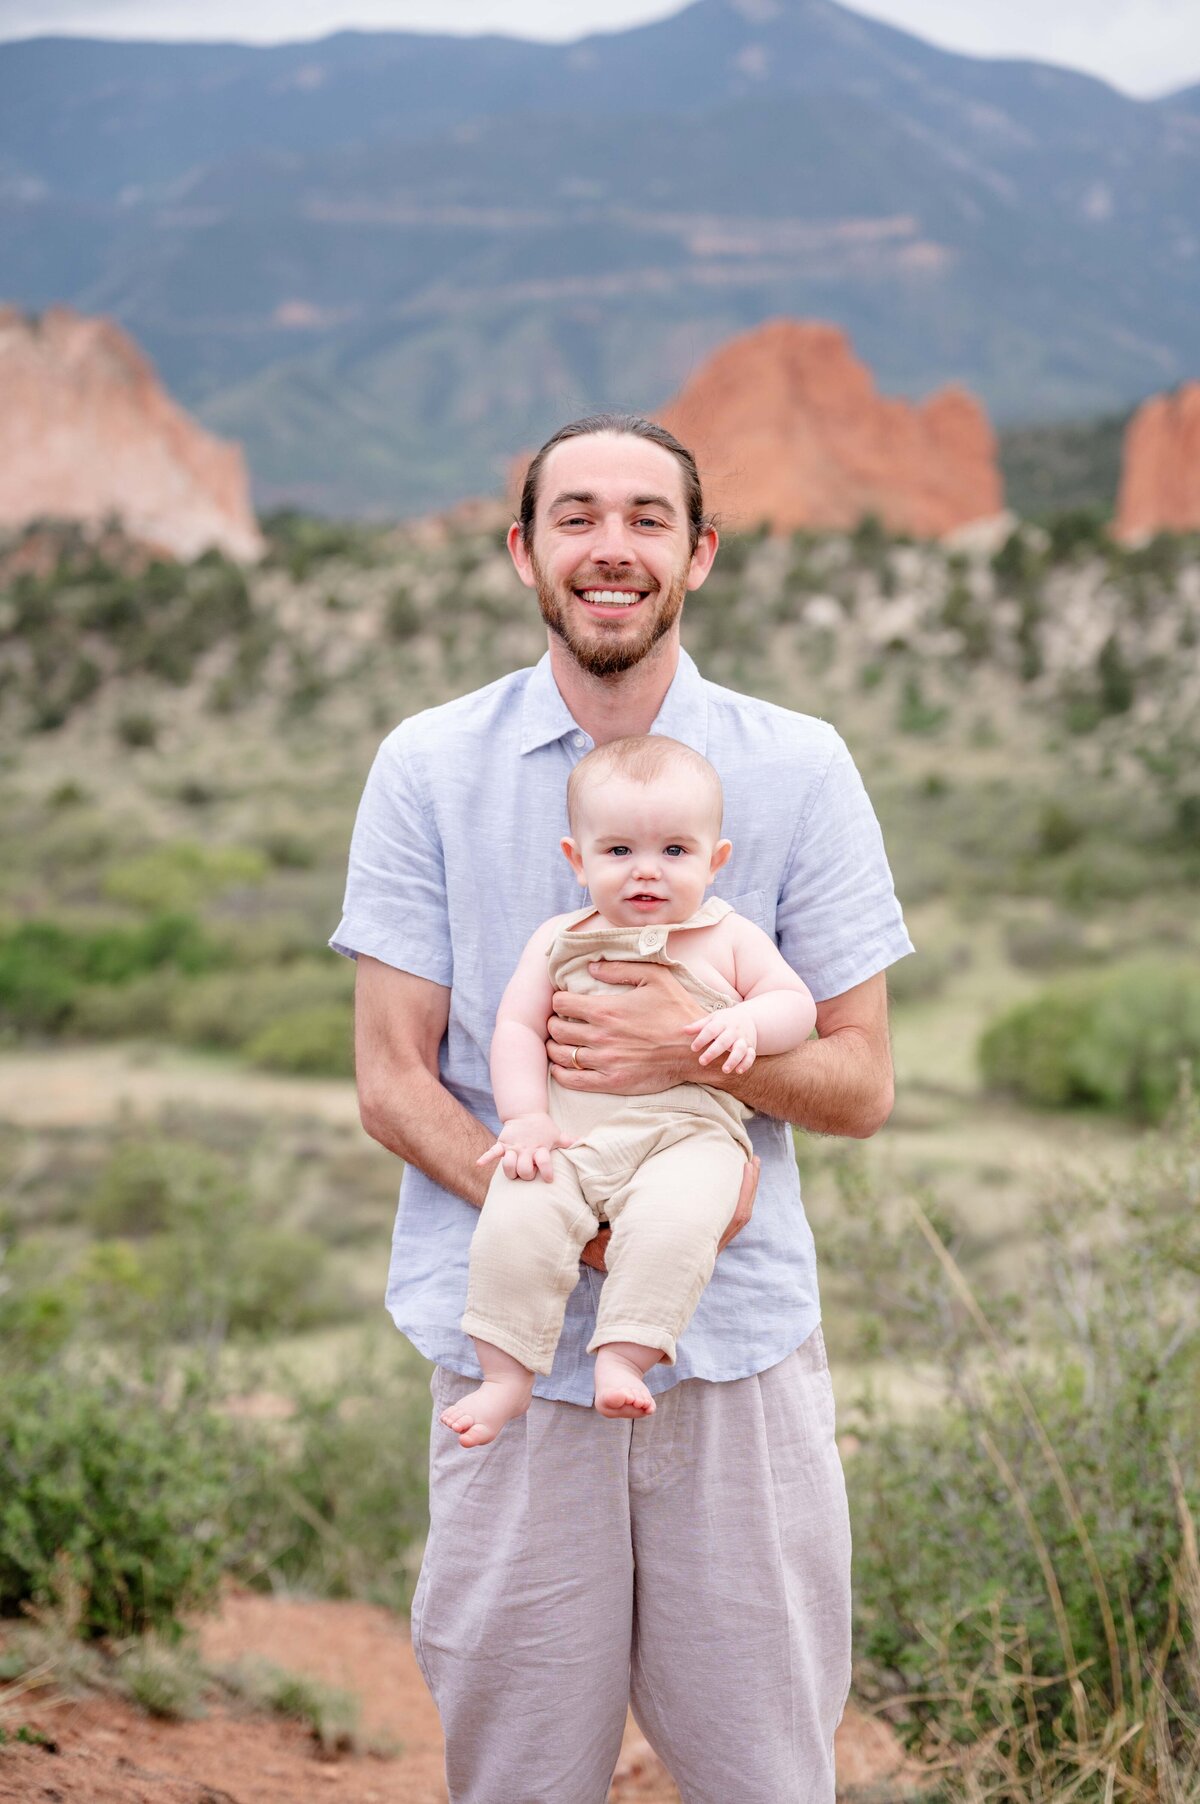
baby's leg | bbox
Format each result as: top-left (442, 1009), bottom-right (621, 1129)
top-left (591, 1116), bottom-right (747, 1413)
top-left (449, 1154), bottom-right (595, 1448)
top-left (593, 1340), bottom-right (663, 1420)
top-left (440, 1339), bottom-right (536, 1448)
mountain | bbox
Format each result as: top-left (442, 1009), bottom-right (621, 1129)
top-left (5, 0), bottom-right (1200, 515)
top-left (657, 318), bottom-right (1002, 535)
top-left (0, 305), bottom-right (262, 560)
top-left (1114, 383), bottom-right (1200, 541)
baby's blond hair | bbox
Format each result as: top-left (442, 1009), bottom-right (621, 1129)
top-left (567, 736), bottom-right (724, 836)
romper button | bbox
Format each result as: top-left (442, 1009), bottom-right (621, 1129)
top-left (639, 929), bottom-right (666, 953)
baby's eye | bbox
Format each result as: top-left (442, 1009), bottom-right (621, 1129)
top-left (608, 845), bottom-right (631, 857)
top-left (664, 845), bottom-right (687, 857)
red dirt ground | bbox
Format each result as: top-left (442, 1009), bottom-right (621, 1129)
top-left (0, 1592), bottom-right (923, 1802)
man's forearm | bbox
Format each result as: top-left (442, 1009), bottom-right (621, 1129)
top-left (704, 1026), bottom-right (893, 1138)
top-left (360, 1063), bottom-right (493, 1208)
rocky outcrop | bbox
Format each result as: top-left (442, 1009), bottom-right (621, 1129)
top-left (1114, 382), bottom-right (1200, 542)
top-left (0, 305), bottom-right (263, 561)
top-left (657, 318), bottom-right (1003, 538)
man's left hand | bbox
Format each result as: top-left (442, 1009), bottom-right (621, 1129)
top-left (547, 960), bottom-right (699, 1093)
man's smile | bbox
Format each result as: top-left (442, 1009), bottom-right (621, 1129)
top-left (574, 586), bottom-right (649, 615)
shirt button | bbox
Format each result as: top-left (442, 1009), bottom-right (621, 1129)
top-left (638, 929), bottom-right (667, 953)
top-left (572, 734), bottom-right (586, 750)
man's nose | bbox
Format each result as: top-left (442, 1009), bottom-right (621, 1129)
top-left (588, 512), bottom-right (635, 565)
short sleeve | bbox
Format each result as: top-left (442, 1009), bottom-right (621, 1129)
top-left (776, 732), bottom-right (913, 1002)
top-left (329, 729), bottom-right (453, 986)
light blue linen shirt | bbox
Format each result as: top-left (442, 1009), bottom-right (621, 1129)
top-left (331, 648), bottom-right (913, 1405)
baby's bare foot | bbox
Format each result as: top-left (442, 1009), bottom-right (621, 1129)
top-left (440, 1372), bottom-right (533, 1448)
top-left (594, 1345), bottom-right (658, 1420)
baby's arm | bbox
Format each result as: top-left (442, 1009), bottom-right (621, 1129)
top-left (478, 918), bottom-right (576, 1182)
top-left (685, 917), bottom-right (817, 1075)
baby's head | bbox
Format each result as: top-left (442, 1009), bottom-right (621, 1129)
top-left (562, 736), bottom-right (732, 927)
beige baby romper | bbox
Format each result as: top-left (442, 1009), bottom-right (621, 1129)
top-left (461, 896), bottom-right (754, 1376)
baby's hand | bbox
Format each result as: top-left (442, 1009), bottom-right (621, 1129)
top-left (683, 1004), bottom-right (758, 1075)
top-left (476, 1113), bottom-right (575, 1183)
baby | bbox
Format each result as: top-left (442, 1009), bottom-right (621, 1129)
top-left (440, 734), bottom-right (817, 1448)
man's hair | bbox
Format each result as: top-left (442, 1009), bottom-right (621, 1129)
top-left (567, 735), bottom-right (724, 836)
top-left (518, 413), bottom-right (709, 553)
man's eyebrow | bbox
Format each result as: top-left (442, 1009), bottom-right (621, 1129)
top-left (545, 490), bottom-right (679, 516)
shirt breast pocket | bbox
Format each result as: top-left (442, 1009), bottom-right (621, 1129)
top-left (724, 887), bottom-right (774, 940)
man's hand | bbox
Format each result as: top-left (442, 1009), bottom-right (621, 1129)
top-left (477, 1112), bottom-right (576, 1184)
top-left (578, 1154), bottom-right (760, 1274)
top-left (547, 960), bottom-right (698, 1093)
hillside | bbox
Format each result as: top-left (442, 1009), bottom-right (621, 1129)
top-left (5, 0), bottom-right (1200, 511)
top-left (1, 510), bottom-right (1198, 1792)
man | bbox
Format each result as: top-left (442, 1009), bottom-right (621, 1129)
top-left (333, 413), bottom-right (913, 1803)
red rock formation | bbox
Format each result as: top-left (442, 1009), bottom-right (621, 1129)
top-left (0, 305), bottom-right (263, 561)
top-left (1114, 382), bottom-right (1200, 542)
top-left (657, 318), bottom-right (1003, 537)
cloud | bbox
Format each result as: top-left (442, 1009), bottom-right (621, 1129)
top-left (0, 1), bottom-right (688, 45)
top-left (0, 0), bottom-right (1197, 94)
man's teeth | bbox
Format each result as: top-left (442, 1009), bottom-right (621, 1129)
top-left (579, 590), bottom-right (642, 607)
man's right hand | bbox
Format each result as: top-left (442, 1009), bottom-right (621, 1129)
top-left (477, 1112), bottom-right (575, 1183)
top-left (718, 1155), bottom-right (760, 1252)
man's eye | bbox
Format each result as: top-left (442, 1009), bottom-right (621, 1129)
top-left (634, 517), bottom-right (665, 529)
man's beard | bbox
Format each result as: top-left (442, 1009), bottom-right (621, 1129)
top-left (530, 552), bottom-right (688, 679)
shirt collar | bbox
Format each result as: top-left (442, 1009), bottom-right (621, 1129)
top-left (519, 647), bottom-right (709, 757)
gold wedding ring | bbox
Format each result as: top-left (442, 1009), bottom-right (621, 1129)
top-left (570, 1045), bottom-right (581, 1069)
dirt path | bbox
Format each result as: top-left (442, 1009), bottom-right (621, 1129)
top-left (0, 1044), bottom-right (360, 1130)
top-left (1, 1593), bottom-right (922, 1803)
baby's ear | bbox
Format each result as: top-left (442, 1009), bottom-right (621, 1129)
top-left (709, 839), bottom-right (733, 879)
top-left (560, 837), bottom-right (587, 885)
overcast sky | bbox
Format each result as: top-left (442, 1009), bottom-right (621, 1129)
top-left (1, 0), bottom-right (1197, 99)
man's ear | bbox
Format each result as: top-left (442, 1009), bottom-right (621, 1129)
top-left (507, 521), bottom-right (536, 590)
top-left (709, 838), bottom-right (733, 879)
top-left (561, 837), bottom-right (587, 885)
top-left (686, 524), bottom-right (720, 592)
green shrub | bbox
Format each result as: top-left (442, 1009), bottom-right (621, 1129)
top-left (169, 963), bottom-right (351, 1055)
top-left (85, 1137), bottom-right (202, 1237)
top-left (76, 1136), bottom-right (351, 1341)
top-left (896, 673), bottom-right (949, 735)
top-left (70, 969), bottom-right (181, 1039)
top-left (232, 1352), bottom-right (431, 1612)
top-left (116, 710), bottom-right (159, 749)
top-left (0, 915), bottom-right (221, 1035)
top-left (385, 585), bottom-right (421, 640)
top-left (1004, 911), bottom-right (1099, 972)
top-left (218, 1657), bottom-right (361, 1752)
top-left (1034, 801), bottom-right (1084, 857)
top-left (139, 1223), bottom-right (347, 1338)
top-left (847, 1098), bottom-right (1200, 1776)
top-left (0, 1239), bottom-right (73, 1362)
top-left (0, 1370), bottom-right (235, 1637)
top-left (886, 941), bottom-right (968, 1005)
top-left (245, 1001), bottom-right (354, 1077)
top-left (114, 1637), bottom-right (206, 1719)
top-left (979, 959), bottom-right (1200, 1121)
top-left (103, 842), bottom-right (268, 913)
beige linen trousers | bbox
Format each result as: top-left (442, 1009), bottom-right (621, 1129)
top-left (413, 1331), bottom-right (852, 1804)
